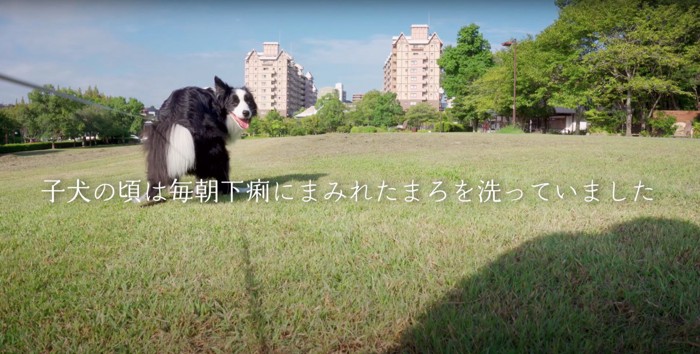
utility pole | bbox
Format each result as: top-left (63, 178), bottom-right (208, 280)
top-left (502, 39), bottom-right (517, 126)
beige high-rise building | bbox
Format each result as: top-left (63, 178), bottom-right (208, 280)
top-left (245, 42), bottom-right (317, 117)
top-left (383, 24), bottom-right (443, 110)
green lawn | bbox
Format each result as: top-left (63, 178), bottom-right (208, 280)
top-left (1, 133), bottom-right (698, 353)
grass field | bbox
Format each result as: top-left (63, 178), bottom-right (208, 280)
top-left (1, 133), bottom-right (699, 353)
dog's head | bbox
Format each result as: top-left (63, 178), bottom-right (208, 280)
top-left (214, 76), bottom-right (257, 134)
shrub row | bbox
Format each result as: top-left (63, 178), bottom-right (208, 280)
top-left (0, 140), bottom-right (129, 154)
top-left (350, 126), bottom-right (388, 133)
top-left (0, 141), bottom-right (78, 154)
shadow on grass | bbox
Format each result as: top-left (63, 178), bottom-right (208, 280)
top-left (10, 150), bottom-right (62, 157)
top-left (389, 217), bottom-right (700, 353)
top-left (240, 236), bottom-right (269, 353)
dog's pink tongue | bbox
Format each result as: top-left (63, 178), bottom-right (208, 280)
top-left (231, 114), bottom-right (249, 129)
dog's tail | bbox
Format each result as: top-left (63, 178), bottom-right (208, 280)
top-left (144, 121), bottom-right (174, 199)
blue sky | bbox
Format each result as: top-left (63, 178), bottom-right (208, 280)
top-left (0, 0), bottom-right (560, 107)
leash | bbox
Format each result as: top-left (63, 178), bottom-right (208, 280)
top-left (0, 72), bottom-right (144, 119)
top-left (0, 72), bottom-right (197, 194)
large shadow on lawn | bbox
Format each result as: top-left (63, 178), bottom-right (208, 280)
top-left (389, 217), bottom-right (700, 353)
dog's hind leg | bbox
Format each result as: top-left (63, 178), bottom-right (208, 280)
top-left (194, 139), bottom-right (231, 195)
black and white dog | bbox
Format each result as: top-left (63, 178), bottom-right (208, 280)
top-left (142, 76), bottom-right (256, 201)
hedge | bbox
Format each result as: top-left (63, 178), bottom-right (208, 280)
top-left (0, 140), bottom-right (118, 154)
top-left (350, 126), bottom-right (388, 133)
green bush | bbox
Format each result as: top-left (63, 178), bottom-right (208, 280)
top-left (336, 125), bottom-right (352, 134)
top-left (588, 126), bottom-right (612, 135)
top-left (0, 141), bottom-right (80, 154)
top-left (350, 126), bottom-right (378, 133)
top-left (433, 121), bottom-right (465, 132)
top-left (649, 112), bottom-right (677, 137)
top-left (585, 109), bottom-right (623, 134)
top-left (496, 125), bottom-right (525, 134)
top-left (288, 125), bottom-right (307, 136)
top-left (693, 122), bottom-right (700, 138)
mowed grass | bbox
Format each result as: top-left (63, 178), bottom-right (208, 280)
top-left (0, 133), bottom-right (699, 353)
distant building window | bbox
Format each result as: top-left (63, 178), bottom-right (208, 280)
top-left (411, 77), bottom-right (416, 81)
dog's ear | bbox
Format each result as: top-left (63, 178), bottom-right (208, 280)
top-left (214, 76), bottom-right (228, 96)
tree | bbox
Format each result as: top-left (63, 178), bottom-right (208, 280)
top-left (27, 86), bottom-right (85, 148)
top-left (248, 116), bottom-right (263, 136)
top-left (74, 106), bottom-right (109, 146)
top-left (314, 93), bottom-right (345, 133)
top-left (544, 0), bottom-right (700, 135)
top-left (0, 108), bottom-right (20, 144)
top-left (4, 101), bottom-right (34, 142)
top-left (17, 84), bottom-right (146, 146)
top-left (265, 109), bottom-right (283, 122)
top-left (458, 34), bottom-right (574, 132)
top-left (300, 115), bottom-right (323, 135)
top-left (437, 24), bottom-right (495, 127)
top-left (349, 90), bottom-right (403, 127)
top-left (260, 109), bottom-right (285, 136)
top-left (405, 103), bottom-right (439, 129)
top-left (535, 22), bottom-right (593, 134)
top-left (438, 24), bottom-right (494, 99)
top-left (463, 50), bottom-right (516, 125)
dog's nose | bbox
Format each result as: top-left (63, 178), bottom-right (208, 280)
top-left (242, 110), bottom-right (250, 118)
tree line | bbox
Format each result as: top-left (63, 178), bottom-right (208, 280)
top-left (441, 0), bottom-right (700, 136)
top-left (249, 90), bottom-right (463, 137)
top-left (0, 86), bottom-right (145, 147)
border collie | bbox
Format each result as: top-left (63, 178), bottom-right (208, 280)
top-left (142, 76), bottom-right (256, 201)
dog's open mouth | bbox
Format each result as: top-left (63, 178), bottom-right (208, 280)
top-left (229, 113), bottom-right (250, 130)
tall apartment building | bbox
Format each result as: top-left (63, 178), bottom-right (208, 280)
top-left (245, 42), bottom-right (317, 117)
top-left (383, 24), bottom-right (443, 110)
